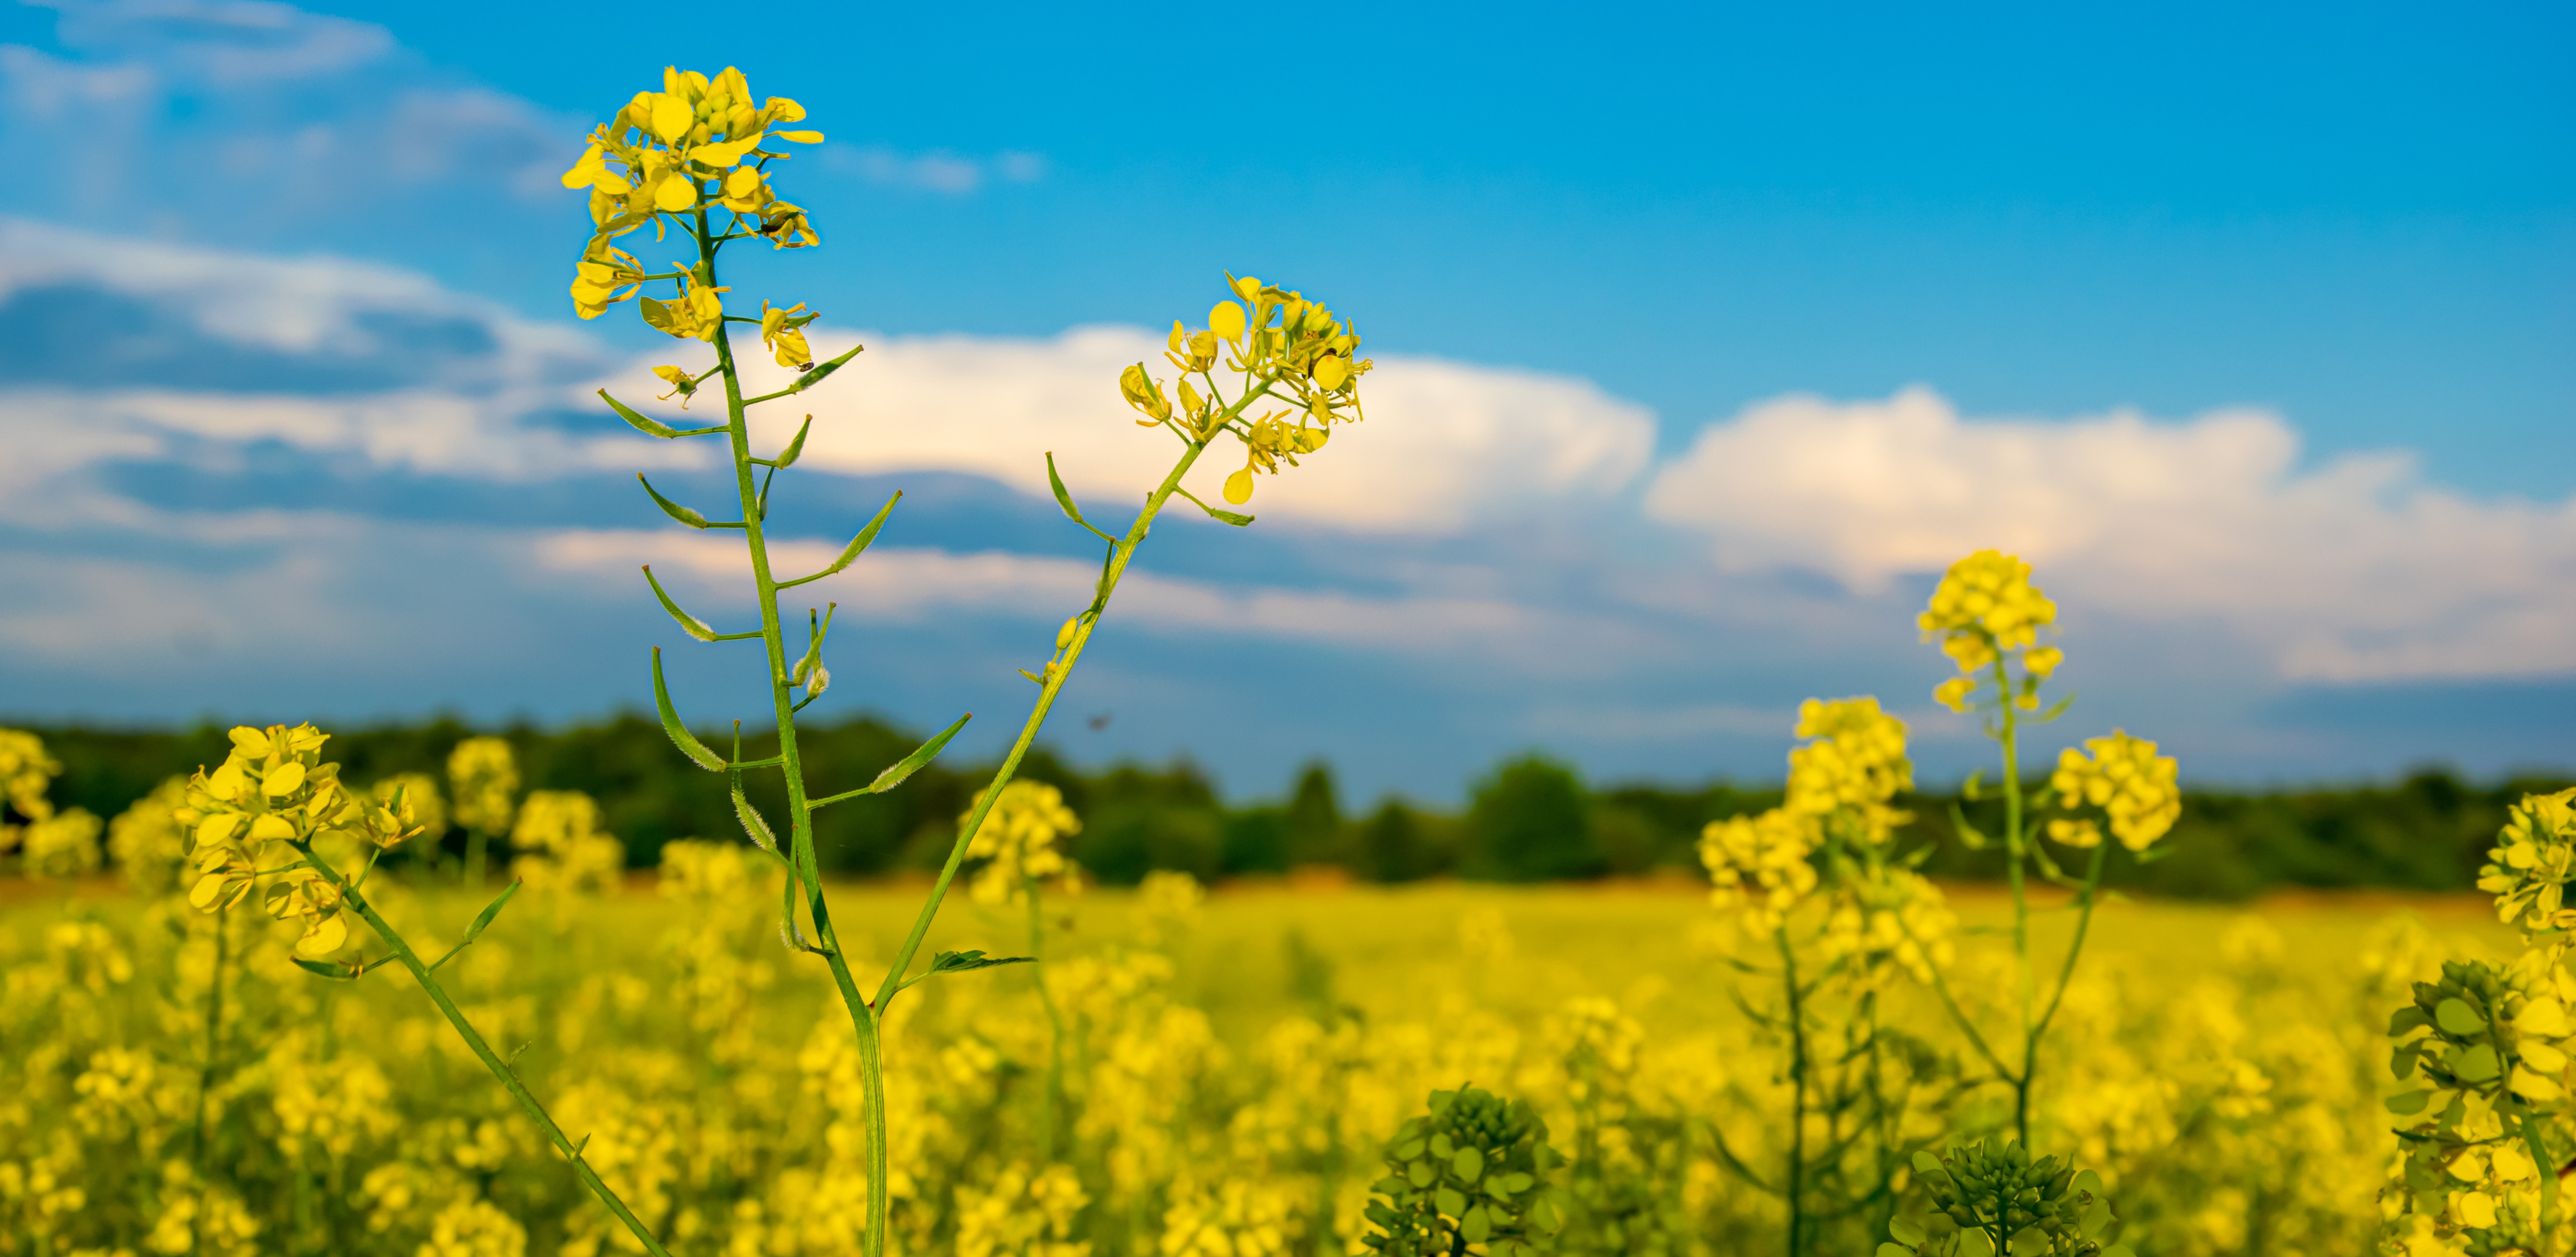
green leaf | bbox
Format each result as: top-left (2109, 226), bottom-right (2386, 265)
top-left (460, 880), bottom-right (520, 945)
top-left (1912, 1150), bottom-right (1945, 1176)
top-left (778, 491), bottom-right (900, 588)
top-left (650, 647), bottom-right (725, 771)
top-left (1889, 1218), bottom-right (1927, 1245)
top-left (1045, 452), bottom-right (1117, 542)
top-left (928, 949), bottom-right (1033, 975)
top-left (2456, 1043), bottom-right (2501, 1082)
top-left (637, 473), bottom-right (711, 528)
top-left (774, 414), bottom-right (813, 468)
top-left (1948, 800), bottom-right (1989, 851)
top-left (292, 955), bottom-right (364, 980)
top-left (599, 388), bottom-right (723, 439)
top-left (1878, 1246), bottom-right (1915, 1257)
top-left (860, 712), bottom-right (971, 795)
top-left (2390, 1006), bottom-right (2430, 1036)
top-left (2385, 1089), bottom-right (2434, 1115)
top-left (1434, 1186), bottom-right (1468, 1219)
top-left (1451, 1145), bottom-right (1485, 1184)
top-left (641, 565), bottom-right (721, 641)
top-left (1458, 1203), bottom-right (1490, 1244)
top-left (2437, 997), bottom-right (2485, 1037)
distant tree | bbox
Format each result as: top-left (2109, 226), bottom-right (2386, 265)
top-left (1462, 754), bottom-right (1601, 882)
top-left (1284, 760), bottom-right (1346, 867)
top-left (1358, 797), bottom-right (1438, 882)
top-left (1222, 806), bottom-right (1291, 875)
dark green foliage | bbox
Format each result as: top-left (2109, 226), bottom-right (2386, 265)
top-left (1221, 806), bottom-right (1292, 875)
top-left (14, 717), bottom-right (2567, 895)
top-left (1285, 760), bottom-right (1348, 867)
top-left (1070, 761), bottom-right (1223, 885)
top-left (1356, 798), bottom-right (1449, 882)
top-left (1463, 754), bottom-right (1600, 881)
top-left (1361, 1085), bottom-right (1568, 1257)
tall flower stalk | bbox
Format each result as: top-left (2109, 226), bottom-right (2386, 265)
top-left (563, 66), bottom-right (1376, 1257)
top-left (1910, 551), bottom-right (2180, 1146)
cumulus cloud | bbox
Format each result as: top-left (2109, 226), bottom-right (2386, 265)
top-left (595, 325), bottom-right (1658, 535)
top-left (1645, 386), bottom-right (2576, 682)
top-left (533, 530), bottom-right (1648, 670)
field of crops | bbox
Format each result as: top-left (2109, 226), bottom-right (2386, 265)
top-left (0, 859), bottom-right (2516, 1257)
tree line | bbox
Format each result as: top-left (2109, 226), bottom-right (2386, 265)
top-left (20, 714), bottom-right (2565, 899)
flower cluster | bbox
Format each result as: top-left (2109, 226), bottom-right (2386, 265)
top-left (2382, 952), bottom-right (2576, 1250)
top-left (1698, 807), bottom-right (1819, 931)
top-left (2476, 788), bottom-right (2576, 936)
top-left (561, 66), bottom-right (823, 322)
top-left (963, 780), bottom-right (1084, 905)
top-left (1118, 276), bottom-right (1373, 505)
top-left (1919, 549), bottom-right (2062, 713)
top-left (1361, 1086), bottom-right (1566, 1257)
top-left (1888, 1140), bottom-right (2131, 1257)
top-left (446, 737), bottom-right (518, 837)
top-left (1784, 697), bottom-right (1914, 842)
top-left (171, 724), bottom-right (419, 957)
top-left (508, 790), bottom-right (624, 896)
top-left (2045, 731), bottom-right (2181, 853)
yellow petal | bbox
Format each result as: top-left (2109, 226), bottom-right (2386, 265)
top-left (262, 761), bottom-right (307, 797)
top-left (298, 913), bottom-right (351, 958)
top-left (1312, 354), bottom-right (1350, 389)
top-left (773, 130), bottom-right (823, 143)
top-left (1223, 468), bottom-right (1254, 505)
top-left (649, 93), bottom-right (694, 143)
top-left (653, 174), bottom-right (699, 211)
top-left (195, 812), bottom-right (244, 849)
top-left (187, 872), bottom-right (232, 912)
top-left (1208, 300), bottom-right (1246, 342)
top-left (248, 813), bottom-right (295, 843)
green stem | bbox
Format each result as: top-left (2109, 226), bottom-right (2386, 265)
top-left (308, 847), bottom-right (674, 1257)
top-left (1990, 653), bottom-right (2034, 1145)
top-left (1777, 925), bottom-right (1808, 1257)
top-left (2027, 842), bottom-right (2109, 1055)
top-left (1027, 876), bottom-right (1067, 1161)
top-left (2521, 1103), bottom-right (2559, 1255)
top-left (693, 215), bottom-right (894, 1257)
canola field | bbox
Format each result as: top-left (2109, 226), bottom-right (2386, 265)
top-left (0, 859), bottom-right (2513, 1257)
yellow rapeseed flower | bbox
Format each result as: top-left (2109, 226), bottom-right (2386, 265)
top-left (1784, 697), bottom-right (1913, 838)
top-left (2047, 730), bottom-right (2180, 852)
top-left (760, 300), bottom-right (815, 370)
top-left (1698, 807), bottom-right (1818, 931)
top-left (447, 736), bottom-right (519, 836)
top-left (964, 781), bottom-right (1083, 905)
top-left (2477, 788), bottom-right (2576, 934)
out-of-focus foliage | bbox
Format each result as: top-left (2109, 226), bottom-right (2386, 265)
top-left (12, 719), bottom-right (2563, 896)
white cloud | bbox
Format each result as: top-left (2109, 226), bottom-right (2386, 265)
top-left (1645, 386), bottom-right (2576, 682)
top-left (594, 325), bottom-right (1658, 535)
top-left (824, 144), bottom-right (1049, 194)
top-left (533, 530), bottom-right (1640, 666)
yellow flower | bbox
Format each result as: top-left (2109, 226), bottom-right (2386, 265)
top-left (651, 365), bottom-right (697, 406)
top-left (2025, 645), bottom-right (2065, 678)
top-left (509, 790), bottom-right (624, 895)
top-left (262, 868), bottom-right (351, 958)
top-left (2047, 729), bottom-right (2180, 852)
top-left (640, 275), bottom-right (727, 342)
top-left (447, 737), bottom-right (518, 835)
top-left (1919, 549), bottom-right (2058, 675)
top-left (1933, 676), bottom-right (1975, 713)
top-left (1119, 363), bottom-right (1173, 425)
top-left (187, 844), bottom-right (257, 912)
top-left (757, 201), bottom-right (819, 249)
top-left (1699, 807), bottom-right (1818, 930)
top-left (569, 240), bottom-right (645, 320)
top-left (22, 808), bottom-right (102, 879)
top-left (0, 727), bottom-right (60, 824)
top-left (760, 300), bottom-right (815, 370)
top-left (962, 780), bottom-right (1083, 905)
top-left (1780, 697), bottom-right (1915, 851)
top-left (2047, 818), bottom-right (2102, 849)
top-left (2477, 788), bottom-right (2576, 934)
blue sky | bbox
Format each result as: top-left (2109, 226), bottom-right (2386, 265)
top-left (0, 0), bottom-right (2569, 804)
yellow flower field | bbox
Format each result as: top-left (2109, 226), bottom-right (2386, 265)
top-left (0, 868), bottom-right (2513, 1256)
